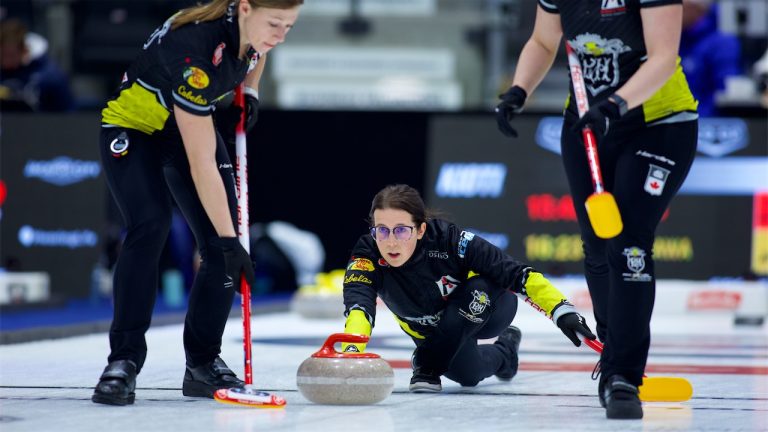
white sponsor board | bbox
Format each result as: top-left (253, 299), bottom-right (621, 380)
top-left (299, 0), bottom-right (436, 16)
top-left (0, 272), bottom-right (50, 305)
top-left (278, 78), bottom-right (461, 110)
top-left (272, 47), bottom-right (455, 80)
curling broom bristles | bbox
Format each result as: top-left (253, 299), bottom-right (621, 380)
top-left (214, 387), bottom-right (287, 408)
top-left (585, 192), bottom-right (623, 239)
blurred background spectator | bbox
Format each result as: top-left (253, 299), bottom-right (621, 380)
top-left (680, 0), bottom-right (743, 117)
top-left (0, 18), bottom-right (74, 111)
top-left (754, 49), bottom-right (768, 108)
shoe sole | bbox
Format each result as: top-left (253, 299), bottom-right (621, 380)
top-left (606, 401), bottom-right (643, 419)
top-left (182, 380), bottom-right (216, 398)
top-left (409, 383), bottom-right (442, 393)
top-left (91, 392), bottom-right (135, 406)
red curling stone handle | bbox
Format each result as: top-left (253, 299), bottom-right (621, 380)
top-left (311, 333), bottom-right (381, 359)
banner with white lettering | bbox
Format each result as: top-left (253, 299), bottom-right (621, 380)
top-left (1, 114), bottom-right (105, 302)
top-left (425, 115), bottom-right (768, 279)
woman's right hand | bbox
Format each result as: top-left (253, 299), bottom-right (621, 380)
top-left (211, 236), bottom-right (255, 293)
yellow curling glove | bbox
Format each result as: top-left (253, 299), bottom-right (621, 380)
top-left (341, 309), bottom-right (372, 353)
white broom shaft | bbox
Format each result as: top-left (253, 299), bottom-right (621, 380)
top-left (233, 85), bottom-right (253, 386)
top-left (234, 87), bottom-right (250, 252)
top-left (566, 41), bottom-right (607, 194)
top-left (565, 42), bottom-right (590, 118)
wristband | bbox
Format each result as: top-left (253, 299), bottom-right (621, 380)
top-left (244, 86), bottom-right (259, 100)
top-left (608, 94), bottom-right (628, 116)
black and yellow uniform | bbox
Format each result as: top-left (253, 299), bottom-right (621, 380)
top-left (540, 0), bottom-right (698, 387)
top-left (99, 6), bottom-right (256, 373)
top-left (102, 8), bottom-right (258, 134)
top-left (343, 219), bottom-right (576, 386)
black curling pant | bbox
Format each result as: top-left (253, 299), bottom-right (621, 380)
top-left (413, 277), bottom-right (518, 387)
top-left (560, 118), bottom-right (697, 386)
top-left (99, 126), bottom-right (238, 372)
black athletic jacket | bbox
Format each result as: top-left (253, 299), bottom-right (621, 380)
top-left (343, 219), bottom-right (572, 338)
top-left (101, 2), bottom-right (258, 136)
top-left (539, 0), bottom-right (697, 125)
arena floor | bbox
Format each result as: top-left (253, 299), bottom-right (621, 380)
top-left (1, 298), bottom-right (766, 432)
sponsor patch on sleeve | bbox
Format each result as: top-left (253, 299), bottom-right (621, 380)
top-left (183, 66), bottom-right (210, 89)
top-left (344, 274), bottom-right (373, 285)
top-left (347, 257), bottom-right (375, 272)
top-left (458, 230), bottom-right (475, 259)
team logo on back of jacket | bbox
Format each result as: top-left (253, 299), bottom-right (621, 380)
top-left (571, 33), bottom-right (631, 96)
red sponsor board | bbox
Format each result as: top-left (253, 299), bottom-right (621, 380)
top-left (686, 290), bottom-right (742, 311)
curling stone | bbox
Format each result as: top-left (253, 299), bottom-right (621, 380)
top-left (296, 333), bottom-right (394, 405)
top-left (290, 270), bottom-right (345, 319)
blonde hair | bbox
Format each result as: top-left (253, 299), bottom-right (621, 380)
top-left (172, 0), bottom-right (303, 30)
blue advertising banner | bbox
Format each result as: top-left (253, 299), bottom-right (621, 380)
top-left (1, 114), bottom-right (105, 302)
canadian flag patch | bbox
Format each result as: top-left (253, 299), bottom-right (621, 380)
top-left (212, 42), bottom-right (225, 66)
top-left (644, 164), bottom-right (670, 196)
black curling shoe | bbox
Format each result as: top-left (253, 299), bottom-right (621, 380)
top-left (182, 356), bottom-right (244, 398)
top-left (409, 368), bottom-right (442, 393)
top-left (600, 374), bottom-right (643, 419)
top-left (92, 360), bottom-right (138, 406)
top-left (494, 325), bottom-right (522, 381)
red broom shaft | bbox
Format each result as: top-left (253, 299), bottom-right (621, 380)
top-left (241, 275), bottom-right (253, 385)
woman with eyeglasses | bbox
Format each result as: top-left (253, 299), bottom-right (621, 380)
top-left (341, 184), bottom-right (596, 393)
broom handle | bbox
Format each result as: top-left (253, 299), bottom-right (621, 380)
top-left (233, 84), bottom-right (253, 386)
top-left (565, 41), bottom-right (607, 194)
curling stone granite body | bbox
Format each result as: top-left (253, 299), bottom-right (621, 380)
top-left (296, 333), bottom-right (394, 405)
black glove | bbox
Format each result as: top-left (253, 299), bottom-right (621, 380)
top-left (495, 85), bottom-right (527, 138)
top-left (571, 97), bottom-right (622, 138)
top-left (243, 93), bottom-right (259, 132)
top-left (210, 236), bottom-right (255, 293)
top-left (214, 94), bottom-right (259, 145)
top-left (556, 312), bottom-right (597, 347)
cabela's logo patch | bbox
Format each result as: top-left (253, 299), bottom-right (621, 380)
top-left (177, 85), bottom-right (208, 105)
top-left (344, 274), bottom-right (373, 285)
top-left (183, 66), bottom-right (209, 89)
top-left (347, 257), bottom-right (375, 272)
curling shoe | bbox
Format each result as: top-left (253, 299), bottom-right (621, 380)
top-left (182, 356), bottom-right (244, 398)
top-left (494, 325), bottom-right (522, 381)
top-left (92, 360), bottom-right (137, 406)
top-left (600, 374), bottom-right (643, 419)
top-left (409, 368), bottom-right (442, 393)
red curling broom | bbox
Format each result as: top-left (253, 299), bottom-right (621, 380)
top-left (214, 85), bottom-right (286, 408)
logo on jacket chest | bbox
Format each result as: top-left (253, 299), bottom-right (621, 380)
top-left (600, 0), bottom-right (627, 18)
top-left (570, 33), bottom-right (631, 96)
top-left (427, 250), bottom-right (449, 259)
top-left (435, 275), bottom-right (460, 299)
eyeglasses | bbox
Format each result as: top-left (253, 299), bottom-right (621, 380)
top-left (370, 225), bottom-right (416, 242)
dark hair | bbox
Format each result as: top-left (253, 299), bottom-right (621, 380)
top-left (172, 0), bottom-right (303, 30)
top-left (368, 184), bottom-right (433, 226)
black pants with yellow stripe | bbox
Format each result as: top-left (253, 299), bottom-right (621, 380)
top-left (560, 117), bottom-right (698, 387)
top-left (99, 126), bottom-right (237, 372)
top-left (412, 277), bottom-right (518, 386)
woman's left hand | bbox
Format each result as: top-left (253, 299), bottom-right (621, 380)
top-left (556, 312), bottom-right (597, 347)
